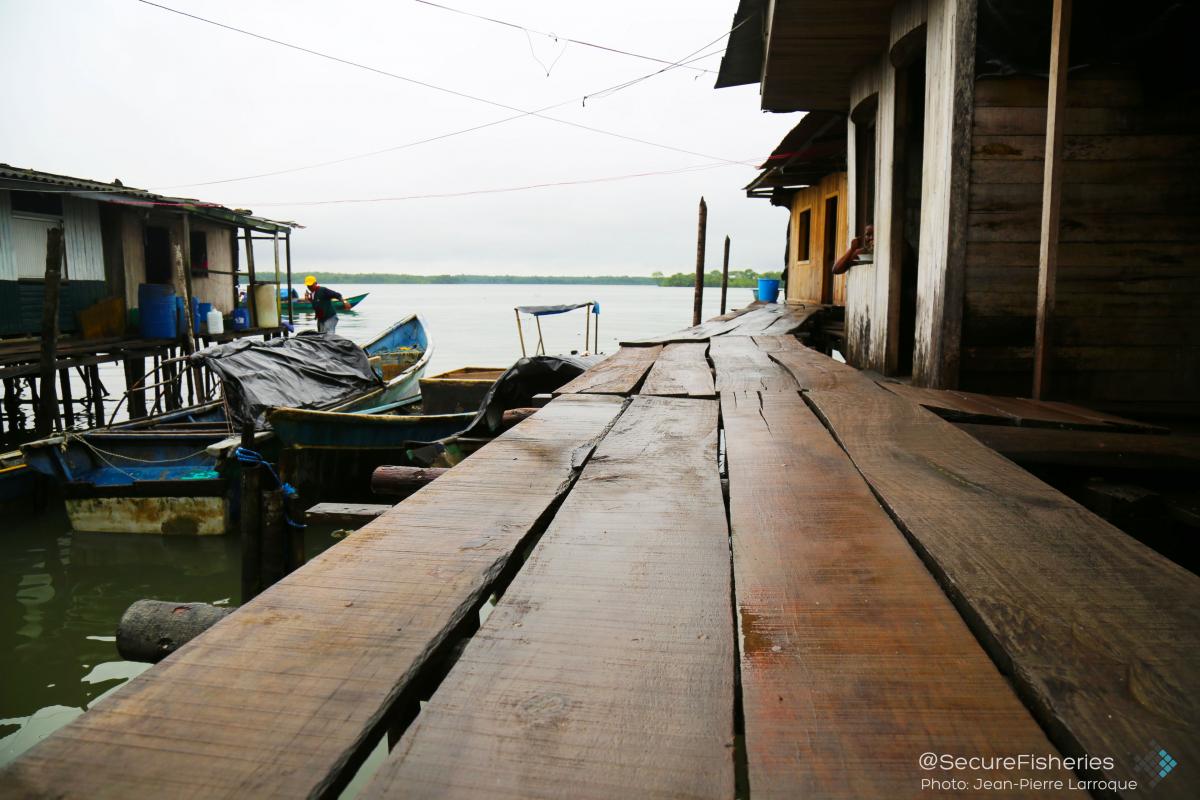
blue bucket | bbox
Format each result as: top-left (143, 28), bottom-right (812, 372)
top-left (756, 278), bottom-right (781, 303)
top-left (137, 283), bottom-right (177, 339)
top-left (232, 307), bottom-right (251, 331)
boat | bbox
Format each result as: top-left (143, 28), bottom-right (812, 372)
top-left (280, 289), bottom-right (369, 314)
top-left (21, 315), bottom-right (432, 534)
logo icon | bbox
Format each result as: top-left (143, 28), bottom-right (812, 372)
top-left (1132, 741), bottom-right (1177, 788)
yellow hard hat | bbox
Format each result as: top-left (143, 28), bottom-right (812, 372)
top-left (304, 275), bottom-right (317, 286)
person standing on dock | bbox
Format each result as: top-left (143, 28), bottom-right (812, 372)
top-left (305, 275), bottom-right (349, 334)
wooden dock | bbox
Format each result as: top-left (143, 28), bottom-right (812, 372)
top-left (2, 306), bottom-right (1197, 799)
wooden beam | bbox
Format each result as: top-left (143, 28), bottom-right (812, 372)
top-left (1032, 0), bottom-right (1072, 399)
top-left (35, 228), bottom-right (64, 436)
top-left (720, 234), bottom-right (730, 314)
top-left (722, 390), bottom-right (1068, 796)
top-left (554, 346), bottom-right (661, 395)
top-left (0, 395), bottom-right (624, 798)
top-left (304, 502), bottom-right (391, 525)
top-left (641, 342), bottom-right (714, 397)
top-left (693, 196), bottom-right (707, 326)
top-left (955, 423), bottom-right (1200, 473)
top-left (362, 396), bottom-right (734, 799)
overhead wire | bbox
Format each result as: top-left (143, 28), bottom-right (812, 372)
top-left (410, 0), bottom-right (715, 75)
top-left (133, 0), bottom-right (746, 183)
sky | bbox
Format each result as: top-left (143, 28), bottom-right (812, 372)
top-left (0, 0), bottom-right (800, 276)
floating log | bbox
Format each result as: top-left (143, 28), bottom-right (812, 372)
top-left (499, 407), bottom-right (538, 429)
top-left (371, 465), bottom-right (450, 496)
top-left (116, 600), bottom-right (233, 664)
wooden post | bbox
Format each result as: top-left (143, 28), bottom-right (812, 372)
top-left (1033, 0), bottom-right (1071, 399)
top-left (515, 309), bottom-right (526, 357)
top-left (35, 228), bottom-right (64, 436)
top-left (284, 231), bottom-right (295, 326)
top-left (720, 235), bottom-right (731, 315)
top-left (124, 357), bottom-right (147, 419)
top-left (240, 423), bottom-right (263, 602)
top-left (58, 369), bottom-right (74, 429)
top-left (243, 227), bottom-right (258, 329)
top-left (173, 240), bottom-right (201, 403)
top-left (87, 365), bottom-right (105, 427)
top-left (272, 232), bottom-right (282, 330)
top-left (260, 488), bottom-right (286, 588)
top-left (692, 197), bottom-right (707, 326)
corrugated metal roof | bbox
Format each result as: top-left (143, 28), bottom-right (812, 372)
top-left (0, 164), bottom-right (301, 233)
top-left (745, 111), bottom-right (846, 197)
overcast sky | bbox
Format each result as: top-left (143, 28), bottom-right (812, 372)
top-left (0, 0), bottom-right (799, 276)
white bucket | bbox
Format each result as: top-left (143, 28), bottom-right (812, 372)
top-left (253, 284), bottom-right (280, 328)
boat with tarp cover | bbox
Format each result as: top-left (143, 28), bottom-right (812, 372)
top-left (20, 315), bottom-right (431, 534)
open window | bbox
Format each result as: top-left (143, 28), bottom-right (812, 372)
top-left (795, 208), bottom-right (812, 263)
top-left (144, 225), bottom-right (172, 284)
top-left (851, 96), bottom-right (878, 247)
top-left (190, 230), bottom-right (209, 274)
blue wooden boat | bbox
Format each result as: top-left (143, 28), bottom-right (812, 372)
top-left (21, 315), bottom-right (433, 534)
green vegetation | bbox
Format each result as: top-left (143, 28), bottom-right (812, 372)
top-left (315, 270), bottom-right (781, 288)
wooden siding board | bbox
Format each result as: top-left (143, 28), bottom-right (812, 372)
top-left (362, 396), bottom-right (734, 799)
top-left (62, 197), bottom-right (105, 283)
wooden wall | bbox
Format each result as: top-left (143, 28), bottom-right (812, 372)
top-left (785, 172), bottom-right (848, 305)
top-left (961, 70), bottom-right (1200, 414)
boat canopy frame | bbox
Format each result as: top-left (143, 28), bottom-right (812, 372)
top-left (514, 302), bottom-right (600, 357)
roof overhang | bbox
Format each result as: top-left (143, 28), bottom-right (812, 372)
top-left (745, 110), bottom-right (847, 198)
top-left (717, 1), bottom-right (896, 112)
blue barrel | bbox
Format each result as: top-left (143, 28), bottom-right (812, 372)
top-left (138, 283), bottom-right (177, 339)
top-left (756, 278), bottom-right (781, 303)
top-left (232, 307), bottom-right (251, 331)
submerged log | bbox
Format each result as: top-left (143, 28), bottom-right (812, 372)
top-left (499, 407), bottom-right (539, 430)
top-left (116, 600), bottom-right (233, 663)
top-left (371, 465), bottom-right (449, 496)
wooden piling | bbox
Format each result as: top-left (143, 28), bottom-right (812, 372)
top-left (260, 488), bottom-right (286, 588)
top-left (35, 228), bottom-right (64, 436)
top-left (284, 231), bottom-right (295, 326)
top-left (87, 365), bottom-right (105, 427)
top-left (58, 369), bottom-right (74, 429)
top-left (124, 357), bottom-right (147, 419)
top-left (720, 235), bottom-right (730, 315)
top-left (239, 424), bottom-right (262, 602)
top-left (692, 197), bottom-right (707, 326)
top-left (243, 227), bottom-right (258, 328)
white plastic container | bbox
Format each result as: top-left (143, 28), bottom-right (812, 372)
top-left (206, 307), bottom-right (224, 336)
top-left (253, 284), bottom-right (280, 328)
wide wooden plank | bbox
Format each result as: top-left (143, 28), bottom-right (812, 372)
top-left (1, 394), bottom-right (626, 800)
top-left (620, 306), bottom-right (753, 345)
top-left (723, 390), bottom-right (1071, 797)
top-left (554, 346), bottom-right (661, 395)
top-left (640, 342), bottom-right (714, 397)
top-left (363, 396), bottom-right (734, 799)
top-left (710, 336), bottom-right (798, 392)
top-left (305, 502), bottom-right (392, 525)
top-left (956, 424), bottom-right (1200, 472)
top-left (755, 335), bottom-right (860, 390)
top-left (805, 379), bottom-right (1200, 799)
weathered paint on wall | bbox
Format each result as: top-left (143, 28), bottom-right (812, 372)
top-left (63, 197), bottom-right (105, 282)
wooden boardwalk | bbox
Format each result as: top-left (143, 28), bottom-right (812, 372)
top-left (3, 304), bottom-right (1197, 799)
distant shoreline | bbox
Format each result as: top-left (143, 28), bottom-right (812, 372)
top-left (314, 271), bottom-right (781, 288)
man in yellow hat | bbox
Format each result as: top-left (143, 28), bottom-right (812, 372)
top-left (304, 275), bottom-right (349, 334)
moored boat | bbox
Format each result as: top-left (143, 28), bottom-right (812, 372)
top-left (279, 290), bottom-right (369, 314)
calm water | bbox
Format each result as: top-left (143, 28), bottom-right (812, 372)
top-left (0, 283), bottom-right (747, 765)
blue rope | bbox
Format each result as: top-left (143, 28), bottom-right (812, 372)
top-left (234, 446), bottom-right (306, 528)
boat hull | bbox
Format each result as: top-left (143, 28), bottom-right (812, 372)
top-left (284, 292), bottom-right (369, 314)
top-left (66, 495), bottom-right (229, 535)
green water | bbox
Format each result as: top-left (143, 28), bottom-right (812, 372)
top-left (0, 497), bottom-right (339, 766)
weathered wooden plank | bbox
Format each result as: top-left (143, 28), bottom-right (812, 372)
top-left (710, 336), bottom-right (798, 393)
top-left (640, 342), bottom-right (714, 397)
top-left (363, 395), bottom-right (733, 799)
top-left (755, 335), bottom-right (859, 390)
top-left (305, 502), bottom-right (392, 524)
top-left (620, 306), bottom-right (753, 345)
top-left (805, 379), bottom-right (1200, 799)
top-left (723, 390), bottom-right (1071, 798)
top-left (957, 424), bottom-right (1200, 472)
top-left (554, 346), bottom-right (661, 395)
top-left (1, 394), bottom-right (626, 800)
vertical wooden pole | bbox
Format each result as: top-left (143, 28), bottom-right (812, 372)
top-left (240, 423), bottom-right (263, 602)
top-left (125, 357), bottom-right (147, 419)
top-left (260, 488), bottom-right (286, 589)
top-left (692, 197), bottom-right (707, 326)
top-left (58, 369), bottom-right (74, 429)
top-left (243, 227), bottom-right (258, 329)
top-left (273, 232), bottom-right (282, 330)
top-left (584, 303), bottom-right (591, 353)
top-left (231, 228), bottom-right (241, 315)
top-left (87, 365), bottom-right (105, 426)
top-left (1033, 0), bottom-right (1071, 400)
top-left (36, 228), bottom-right (64, 436)
top-left (515, 309), bottom-right (526, 357)
top-left (720, 235), bottom-right (731, 315)
top-left (284, 231), bottom-right (295, 326)
top-left (173, 240), bottom-right (200, 404)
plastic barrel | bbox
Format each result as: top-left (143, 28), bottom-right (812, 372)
top-left (138, 283), bottom-right (177, 339)
top-left (232, 307), bottom-right (250, 331)
top-left (756, 278), bottom-right (781, 303)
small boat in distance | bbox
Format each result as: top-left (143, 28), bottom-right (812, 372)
top-left (280, 288), bottom-right (369, 315)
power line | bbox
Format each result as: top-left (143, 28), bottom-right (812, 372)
top-left (244, 161), bottom-right (737, 208)
top-left (133, 0), bottom-right (742, 172)
top-left (411, 0), bottom-right (714, 75)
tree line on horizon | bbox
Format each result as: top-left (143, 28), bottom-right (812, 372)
top-left (313, 269), bottom-right (782, 288)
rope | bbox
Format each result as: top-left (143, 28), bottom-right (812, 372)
top-left (234, 446), bottom-right (306, 528)
top-left (65, 432), bottom-right (214, 465)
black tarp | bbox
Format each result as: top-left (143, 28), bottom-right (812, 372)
top-left (464, 354), bottom-right (602, 436)
top-left (189, 333), bottom-right (381, 431)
